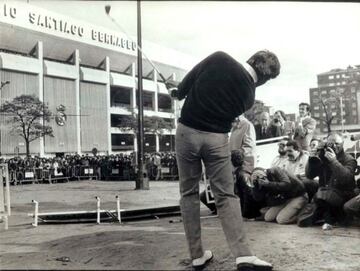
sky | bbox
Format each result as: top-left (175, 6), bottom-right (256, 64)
top-left (26, 0), bottom-right (360, 115)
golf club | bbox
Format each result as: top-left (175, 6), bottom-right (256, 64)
top-left (105, 5), bottom-right (169, 83)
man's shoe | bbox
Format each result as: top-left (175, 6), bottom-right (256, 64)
top-left (236, 256), bottom-right (272, 271)
top-left (192, 250), bottom-right (213, 270)
top-left (322, 223), bottom-right (333, 231)
top-left (297, 203), bottom-right (317, 227)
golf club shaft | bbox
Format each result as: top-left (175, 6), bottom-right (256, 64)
top-left (106, 14), bottom-right (168, 82)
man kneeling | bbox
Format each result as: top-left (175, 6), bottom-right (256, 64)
top-left (252, 167), bottom-right (308, 224)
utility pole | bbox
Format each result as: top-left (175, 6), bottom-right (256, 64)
top-left (135, 0), bottom-right (149, 190)
top-left (340, 96), bottom-right (344, 133)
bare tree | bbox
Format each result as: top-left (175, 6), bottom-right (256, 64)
top-left (0, 95), bottom-right (53, 156)
top-left (314, 88), bottom-right (352, 134)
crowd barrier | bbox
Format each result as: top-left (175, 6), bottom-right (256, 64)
top-left (147, 165), bottom-right (178, 181)
top-left (6, 163), bottom-right (179, 185)
top-left (8, 166), bottom-right (97, 184)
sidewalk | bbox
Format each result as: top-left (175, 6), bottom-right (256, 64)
top-left (1, 180), bottom-right (360, 271)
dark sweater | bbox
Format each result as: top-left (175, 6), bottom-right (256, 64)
top-left (176, 51), bottom-right (255, 133)
top-left (265, 167), bottom-right (306, 199)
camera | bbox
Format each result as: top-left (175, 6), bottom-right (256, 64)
top-left (231, 150), bottom-right (244, 167)
top-left (309, 142), bottom-right (335, 164)
top-left (274, 118), bottom-right (279, 123)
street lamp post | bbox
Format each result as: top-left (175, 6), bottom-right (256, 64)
top-left (340, 96), bottom-right (344, 133)
top-left (135, 0), bottom-right (149, 190)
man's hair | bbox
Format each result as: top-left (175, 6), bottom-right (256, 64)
top-left (247, 50), bottom-right (280, 82)
top-left (327, 132), bottom-right (344, 143)
top-left (280, 137), bottom-right (290, 144)
top-left (260, 111), bottom-right (270, 120)
top-left (286, 140), bottom-right (300, 151)
top-left (231, 150), bottom-right (244, 167)
top-left (299, 102), bottom-right (311, 112)
top-left (310, 137), bottom-right (320, 144)
top-left (274, 110), bottom-right (287, 121)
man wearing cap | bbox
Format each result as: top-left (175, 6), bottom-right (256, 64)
top-left (169, 50), bottom-right (280, 271)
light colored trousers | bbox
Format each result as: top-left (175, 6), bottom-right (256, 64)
top-left (263, 195), bottom-right (308, 224)
top-left (175, 123), bottom-right (252, 260)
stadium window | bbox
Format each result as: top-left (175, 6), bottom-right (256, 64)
top-left (111, 114), bottom-right (134, 128)
top-left (111, 134), bottom-right (134, 151)
top-left (110, 86), bottom-right (131, 107)
top-left (328, 75), bottom-right (334, 79)
top-left (136, 90), bottom-right (154, 110)
top-left (158, 94), bottom-right (172, 113)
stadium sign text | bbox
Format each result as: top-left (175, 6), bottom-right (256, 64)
top-left (1, 3), bottom-right (136, 53)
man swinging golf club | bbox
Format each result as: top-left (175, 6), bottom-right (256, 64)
top-left (170, 50), bottom-right (280, 271)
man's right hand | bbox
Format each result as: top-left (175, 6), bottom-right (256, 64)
top-left (165, 80), bottom-right (179, 98)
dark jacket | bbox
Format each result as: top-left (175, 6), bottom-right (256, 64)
top-left (176, 51), bottom-right (255, 133)
top-left (267, 122), bottom-right (285, 138)
top-left (306, 150), bottom-right (357, 198)
top-left (253, 167), bottom-right (306, 206)
top-left (254, 124), bottom-right (272, 140)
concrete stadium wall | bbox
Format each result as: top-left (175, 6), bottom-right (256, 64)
top-left (44, 76), bottom-right (77, 153)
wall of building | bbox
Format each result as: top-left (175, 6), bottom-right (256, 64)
top-left (309, 67), bottom-right (360, 133)
top-left (80, 81), bottom-right (108, 152)
top-left (43, 76), bottom-right (77, 153)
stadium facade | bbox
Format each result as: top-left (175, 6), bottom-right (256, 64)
top-left (0, 2), bottom-right (194, 157)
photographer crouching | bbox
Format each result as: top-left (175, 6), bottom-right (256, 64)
top-left (297, 132), bottom-right (357, 230)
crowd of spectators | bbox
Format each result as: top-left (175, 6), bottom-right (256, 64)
top-left (201, 106), bottom-right (360, 231)
top-left (0, 152), bottom-right (178, 184)
top-left (254, 103), bottom-right (316, 152)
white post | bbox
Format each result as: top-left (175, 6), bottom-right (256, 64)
top-left (4, 215), bottom-right (8, 230)
top-left (96, 196), bottom-right (101, 224)
top-left (5, 164), bottom-right (10, 216)
top-left (116, 195), bottom-right (121, 223)
top-left (32, 200), bottom-right (38, 227)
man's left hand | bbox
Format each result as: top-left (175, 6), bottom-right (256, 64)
top-left (324, 147), bottom-right (336, 161)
